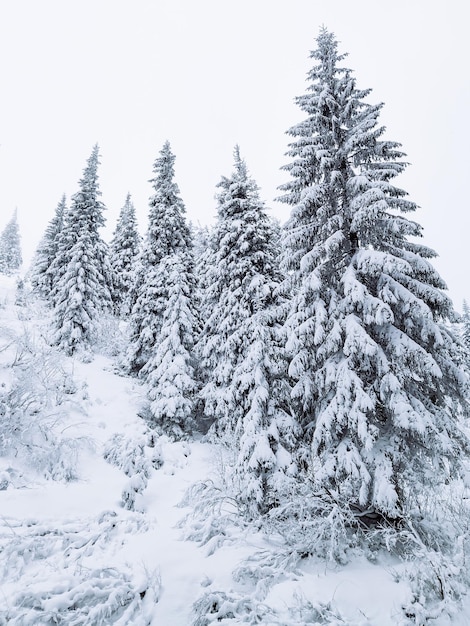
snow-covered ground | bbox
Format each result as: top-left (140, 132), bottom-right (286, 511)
top-left (1, 275), bottom-right (469, 625)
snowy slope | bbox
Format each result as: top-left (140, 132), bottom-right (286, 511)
top-left (1, 276), bottom-right (469, 625)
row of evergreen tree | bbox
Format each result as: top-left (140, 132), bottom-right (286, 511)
top-left (26, 29), bottom-right (470, 524)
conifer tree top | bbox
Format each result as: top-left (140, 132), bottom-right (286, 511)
top-left (76, 144), bottom-right (101, 197)
top-left (216, 145), bottom-right (262, 217)
top-left (68, 144), bottom-right (106, 232)
top-left (145, 141), bottom-right (190, 260)
top-left (149, 141), bottom-right (183, 205)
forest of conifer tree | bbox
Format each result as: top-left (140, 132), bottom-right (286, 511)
top-left (1, 29), bottom-right (470, 626)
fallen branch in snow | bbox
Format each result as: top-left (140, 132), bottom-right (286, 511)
top-left (192, 590), bottom-right (276, 626)
top-left (191, 587), bottom-right (373, 626)
top-left (0, 511), bottom-right (158, 625)
top-left (0, 510), bottom-right (151, 582)
top-left (1, 565), bottom-right (161, 626)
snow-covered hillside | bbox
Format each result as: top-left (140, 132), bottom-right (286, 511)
top-left (1, 276), bottom-right (470, 625)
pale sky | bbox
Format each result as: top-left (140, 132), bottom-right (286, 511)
top-left (0, 1), bottom-right (468, 309)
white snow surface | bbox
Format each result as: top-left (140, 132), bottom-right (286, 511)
top-left (1, 275), bottom-right (470, 625)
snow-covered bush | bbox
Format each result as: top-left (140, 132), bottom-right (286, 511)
top-left (146, 431), bottom-right (164, 469)
top-left (262, 481), bottom-right (364, 564)
top-left (0, 325), bottom-right (85, 481)
top-left (178, 440), bottom-right (258, 554)
top-left (14, 277), bottom-right (27, 308)
top-left (33, 437), bottom-right (82, 482)
top-left (192, 590), bottom-right (275, 626)
top-left (0, 470), bottom-right (9, 490)
top-left (104, 433), bottom-right (152, 478)
top-left (104, 433), bottom-right (153, 511)
top-left (93, 314), bottom-right (128, 358)
top-left (179, 478), bottom-right (243, 556)
top-left (121, 472), bottom-right (148, 512)
top-left (286, 591), bottom-right (369, 626)
top-left (233, 549), bottom-right (302, 602)
top-left (390, 484), bottom-right (470, 624)
top-left (192, 589), bottom-right (364, 626)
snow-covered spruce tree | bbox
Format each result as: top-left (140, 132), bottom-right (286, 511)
top-left (230, 313), bottom-right (299, 516)
top-left (30, 194), bottom-right (66, 300)
top-left (0, 209), bottom-right (22, 275)
top-left (278, 29), bottom-right (469, 520)
top-left (189, 223), bottom-right (217, 427)
top-left (198, 147), bottom-right (296, 514)
top-left (109, 192), bottom-right (141, 316)
top-left (144, 252), bottom-right (198, 439)
top-left (192, 223), bottom-right (214, 308)
top-left (126, 143), bottom-right (199, 438)
top-left (126, 141), bottom-right (193, 375)
top-left (461, 300), bottom-right (470, 353)
top-left (51, 145), bottom-right (113, 355)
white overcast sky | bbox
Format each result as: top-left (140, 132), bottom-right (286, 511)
top-left (0, 1), bottom-right (469, 309)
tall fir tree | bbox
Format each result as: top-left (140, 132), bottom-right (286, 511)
top-left (109, 193), bottom-right (141, 316)
top-left (461, 300), bottom-right (470, 353)
top-left (0, 209), bottom-right (22, 275)
top-left (192, 223), bottom-right (214, 307)
top-left (198, 147), bottom-right (295, 513)
top-left (52, 145), bottom-right (113, 354)
top-left (126, 141), bottom-right (193, 375)
top-left (126, 142), bottom-right (198, 438)
top-left (30, 194), bottom-right (67, 299)
top-left (278, 29), bottom-right (469, 518)
top-left (144, 252), bottom-right (198, 439)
